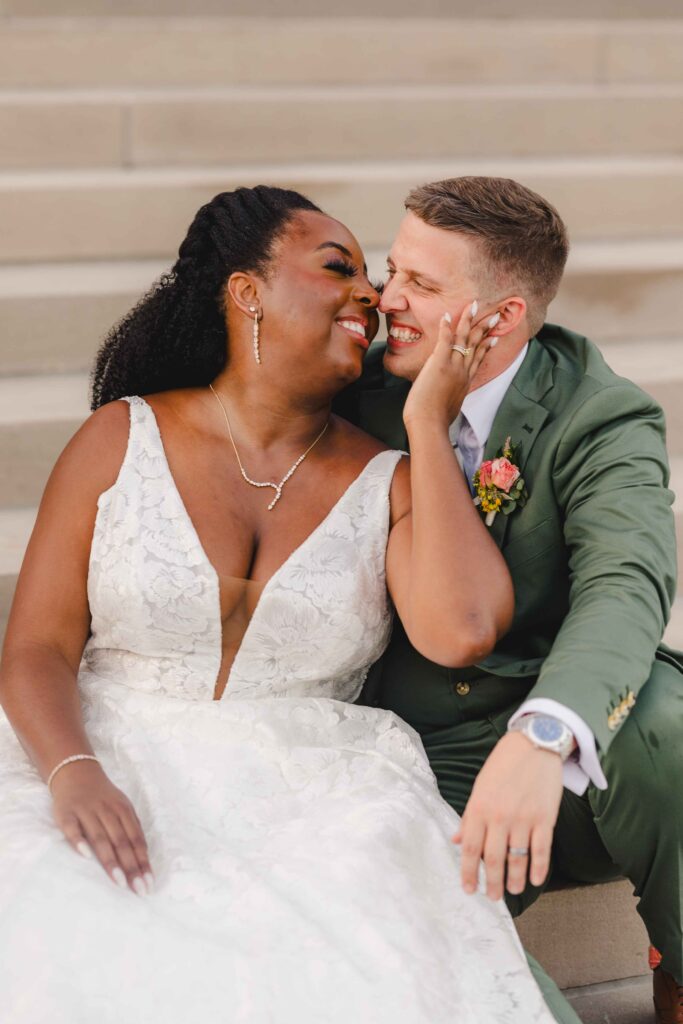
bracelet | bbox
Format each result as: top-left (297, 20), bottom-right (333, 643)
top-left (47, 754), bottom-right (100, 794)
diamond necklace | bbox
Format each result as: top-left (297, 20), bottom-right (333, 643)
top-left (209, 383), bottom-right (330, 511)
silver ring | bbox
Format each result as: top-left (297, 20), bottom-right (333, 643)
top-left (452, 345), bottom-right (472, 356)
top-left (508, 847), bottom-right (530, 858)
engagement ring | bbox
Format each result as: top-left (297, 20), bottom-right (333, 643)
top-left (452, 345), bottom-right (472, 356)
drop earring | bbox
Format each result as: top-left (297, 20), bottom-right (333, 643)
top-left (249, 305), bottom-right (261, 365)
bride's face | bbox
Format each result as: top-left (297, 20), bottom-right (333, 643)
top-left (257, 211), bottom-right (381, 391)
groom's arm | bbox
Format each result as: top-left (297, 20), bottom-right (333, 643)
top-left (457, 379), bottom-right (676, 902)
top-left (523, 381), bottom-right (676, 756)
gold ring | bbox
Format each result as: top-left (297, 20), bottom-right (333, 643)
top-left (452, 345), bottom-right (472, 356)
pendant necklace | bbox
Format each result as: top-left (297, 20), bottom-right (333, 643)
top-left (209, 384), bottom-right (329, 511)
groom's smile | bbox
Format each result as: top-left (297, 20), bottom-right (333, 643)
top-left (386, 318), bottom-right (423, 349)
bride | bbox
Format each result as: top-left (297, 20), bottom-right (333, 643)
top-left (0, 186), bottom-right (557, 1022)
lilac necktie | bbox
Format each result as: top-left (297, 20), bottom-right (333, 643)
top-left (456, 413), bottom-right (481, 496)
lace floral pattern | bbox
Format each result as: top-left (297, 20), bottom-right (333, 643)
top-left (0, 396), bottom-right (555, 1023)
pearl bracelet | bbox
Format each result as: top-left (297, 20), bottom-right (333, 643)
top-left (47, 754), bottom-right (100, 794)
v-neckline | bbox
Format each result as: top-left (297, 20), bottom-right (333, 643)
top-left (136, 397), bottom-right (395, 699)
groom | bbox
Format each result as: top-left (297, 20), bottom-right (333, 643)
top-left (339, 176), bottom-right (683, 1023)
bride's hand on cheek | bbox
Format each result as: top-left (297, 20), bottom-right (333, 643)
top-left (402, 301), bottom-right (492, 431)
top-left (51, 763), bottom-right (154, 896)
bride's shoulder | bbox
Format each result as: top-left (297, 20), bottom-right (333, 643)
top-left (47, 398), bottom-right (133, 503)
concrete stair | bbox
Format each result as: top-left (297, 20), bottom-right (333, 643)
top-left (1, 364), bottom-right (681, 642)
top-left (2, 1), bottom-right (683, 19)
top-left (3, 159), bottom-right (683, 265)
top-left (516, 879), bottom-right (650, 990)
top-left (1, 19), bottom-right (682, 89)
top-left (0, 14), bottom-right (681, 1015)
top-left (4, 239), bottom-right (682, 376)
top-left (4, 83), bottom-right (683, 171)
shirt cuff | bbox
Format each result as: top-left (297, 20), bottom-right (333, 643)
top-left (508, 698), bottom-right (608, 796)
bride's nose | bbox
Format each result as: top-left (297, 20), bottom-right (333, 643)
top-left (353, 278), bottom-right (381, 309)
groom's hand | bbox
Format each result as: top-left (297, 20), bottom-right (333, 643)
top-left (453, 732), bottom-right (563, 901)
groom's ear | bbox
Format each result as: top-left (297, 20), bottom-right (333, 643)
top-left (492, 297), bottom-right (526, 337)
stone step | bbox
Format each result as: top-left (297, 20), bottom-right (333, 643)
top-left (4, 243), bottom-right (682, 376)
top-left (0, 374), bottom-right (91, 511)
top-left (2, 513), bottom-right (681, 654)
top-left (3, 2), bottom-right (682, 19)
top-left (2, 502), bottom-right (681, 647)
top-left (0, 352), bottom-right (681, 509)
top-left (3, 158), bottom-right (683, 264)
top-left (0, 360), bottom-right (679, 507)
top-left (3, 83), bottom-right (683, 171)
top-left (515, 879), bottom-right (649, 991)
top-left (0, 506), bottom-right (36, 641)
top-left (564, 975), bottom-right (653, 1024)
top-left (5, 19), bottom-right (682, 90)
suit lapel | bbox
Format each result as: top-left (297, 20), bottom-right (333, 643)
top-left (483, 339), bottom-right (554, 548)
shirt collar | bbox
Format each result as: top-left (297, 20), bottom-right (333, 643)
top-left (455, 343), bottom-right (529, 449)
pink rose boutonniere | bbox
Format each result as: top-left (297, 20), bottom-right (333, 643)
top-left (473, 436), bottom-right (529, 527)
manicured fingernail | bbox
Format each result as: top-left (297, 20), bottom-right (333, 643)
top-left (470, 300), bottom-right (479, 318)
top-left (144, 872), bottom-right (155, 893)
top-left (76, 841), bottom-right (93, 859)
top-left (443, 312), bottom-right (452, 324)
top-left (489, 337), bottom-right (499, 348)
top-left (112, 867), bottom-right (127, 889)
top-left (132, 876), bottom-right (147, 897)
top-left (488, 312), bottom-right (501, 328)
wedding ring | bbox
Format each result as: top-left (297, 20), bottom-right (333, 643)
top-left (452, 345), bottom-right (472, 356)
top-left (508, 847), bottom-right (530, 857)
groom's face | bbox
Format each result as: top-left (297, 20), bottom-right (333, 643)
top-left (380, 212), bottom-right (481, 382)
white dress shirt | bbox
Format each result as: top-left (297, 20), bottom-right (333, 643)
top-left (449, 344), bottom-right (607, 796)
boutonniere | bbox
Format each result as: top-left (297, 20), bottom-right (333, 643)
top-left (473, 436), bottom-right (529, 527)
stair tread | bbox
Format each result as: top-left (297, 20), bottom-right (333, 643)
top-left (4, 82), bottom-right (683, 102)
top-left (0, 453), bottom-right (680, 573)
top-left (0, 373), bottom-right (90, 425)
top-left (3, 154), bottom-right (683, 190)
top-left (3, 237), bottom-right (683, 301)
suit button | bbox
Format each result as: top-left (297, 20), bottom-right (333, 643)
top-left (455, 681), bottom-right (471, 696)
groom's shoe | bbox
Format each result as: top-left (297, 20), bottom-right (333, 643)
top-left (653, 966), bottom-right (683, 1023)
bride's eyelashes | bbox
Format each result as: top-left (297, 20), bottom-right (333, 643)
top-left (323, 258), bottom-right (358, 278)
top-left (371, 279), bottom-right (385, 295)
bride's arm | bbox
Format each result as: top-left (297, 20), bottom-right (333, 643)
top-left (385, 309), bottom-right (514, 668)
top-left (0, 401), bottom-right (152, 892)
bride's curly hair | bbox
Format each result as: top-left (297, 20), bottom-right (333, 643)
top-left (90, 186), bottom-right (322, 410)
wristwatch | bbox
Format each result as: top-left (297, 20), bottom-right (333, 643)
top-left (510, 714), bottom-right (575, 762)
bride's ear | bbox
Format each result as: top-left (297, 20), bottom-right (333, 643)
top-left (225, 272), bottom-right (262, 318)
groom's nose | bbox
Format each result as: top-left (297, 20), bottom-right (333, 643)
top-left (379, 275), bottom-right (408, 314)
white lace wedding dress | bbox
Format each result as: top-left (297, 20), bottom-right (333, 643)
top-left (0, 396), bottom-right (554, 1023)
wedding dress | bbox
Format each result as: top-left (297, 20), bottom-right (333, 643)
top-left (0, 395), bottom-right (554, 1023)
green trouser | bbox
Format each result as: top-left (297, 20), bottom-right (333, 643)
top-left (366, 640), bottom-right (683, 1022)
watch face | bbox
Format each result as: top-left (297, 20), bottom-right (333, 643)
top-left (530, 716), bottom-right (564, 744)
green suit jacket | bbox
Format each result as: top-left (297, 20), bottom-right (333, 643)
top-left (336, 324), bottom-right (681, 755)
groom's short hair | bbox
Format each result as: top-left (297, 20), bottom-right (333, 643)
top-left (405, 177), bottom-right (569, 336)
